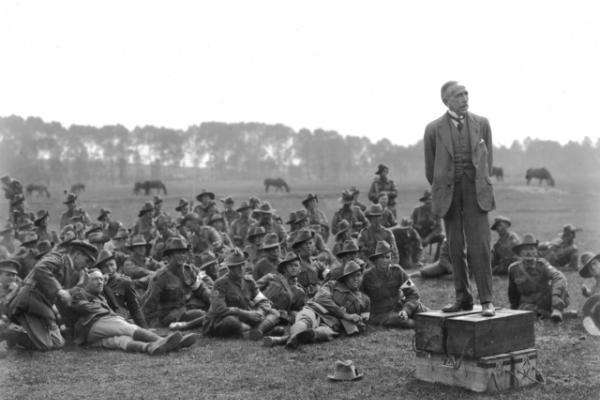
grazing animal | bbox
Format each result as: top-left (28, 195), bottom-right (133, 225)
top-left (526, 167), bottom-right (555, 186)
top-left (491, 166), bottom-right (504, 181)
top-left (70, 183), bottom-right (86, 195)
top-left (264, 177), bottom-right (290, 193)
top-left (25, 183), bottom-right (50, 198)
top-left (134, 180), bottom-right (168, 196)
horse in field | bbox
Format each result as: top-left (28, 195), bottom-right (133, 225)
top-left (264, 177), bottom-right (290, 193)
top-left (25, 183), bottom-right (50, 198)
top-left (491, 166), bottom-right (504, 181)
top-left (134, 180), bottom-right (168, 195)
top-left (526, 167), bottom-right (555, 186)
top-left (70, 183), bottom-right (85, 195)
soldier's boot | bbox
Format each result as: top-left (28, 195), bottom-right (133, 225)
top-left (285, 321), bottom-right (314, 350)
top-left (263, 335), bottom-right (290, 347)
top-left (248, 314), bottom-right (279, 341)
top-left (146, 332), bottom-right (183, 355)
top-left (125, 340), bottom-right (149, 353)
top-left (133, 328), bottom-right (162, 342)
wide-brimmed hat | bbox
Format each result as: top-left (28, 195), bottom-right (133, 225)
top-left (153, 195), bottom-right (163, 205)
top-left (287, 210), bottom-right (308, 225)
top-left (260, 233), bottom-right (281, 250)
top-left (35, 240), bottom-right (53, 259)
top-left (301, 193), bottom-right (318, 206)
top-left (175, 198), bottom-right (189, 212)
top-left (369, 240), bottom-right (393, 260)
top-left (196, 189), bottom-right (215, 202)
top-left (0, 259), bottom-right (20, 275)
top-left (162, 236), bottom-right (190, 256)
top-left (335, 220), bottom-right (351, 238)
top-left (338, 261), bottom-right (363, 281)
top-left (562, 224), bottom-right (582, 236)
top-left (58, 240), bottom-right (98, 261)
top-left (126, 234), bottom-right (150, 249)
top-left (327, 360), bottom-right (363, 381)
top-left (582, 294), bottom-right (600, 336)
top-left (236, 201), bottom-right (252, 212)
top-left (221, 196), bottom-right (234, 205)
top-left (20, 231), bottom-right (39, 247)
top-left (336, 239), bottom-right (360, 257)
top-left (11, 195), bottom-right (25, 207)
top-left (85, 223), bottom-right (103, 238)
top-left (199, 251), bottom-right (219, 270)
top-left (63, 192), bottom-right (77, 204)
top-left (579, 252), bottom-right (600, 279)
top-left (225, 248), bottom-right (247, 267)
top-left (94, 249), bottom-right (115, 269)
top-left (253, 202), bottom-right (276, 215)
top-left (365, 204), bottom-right (384, 217)
top-left (112, 228), bottom-right (129, 240)
top-left (419, 189), bottom-right (432, 202)
top-left (491, 216), bottom-right (511, 231)
top-left (375, 164), bottom-right (388, 175)
top-left (208, 213), bottom-right (225, 225)
top-left (246, 226), bottom-right (267, 240)
top-left (513, 233), bottom-right (538, 254)
top-left (97, 208), bottom-right (111, 221)
top-left (33, 210), bottom-right (49, 226)
top-left (291, 228), bottom-right (314, 248)
top-left (277, 252), bottom-right (299, 273)
top-left (339, 190), bottom-right (354, 203)
top-left (138, 202), bottom-right (154, 217)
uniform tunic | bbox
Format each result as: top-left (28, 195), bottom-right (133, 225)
top-left (331, 205), bottom-right (368, 236)
top-left (357, 225), bottom-right (399, 264)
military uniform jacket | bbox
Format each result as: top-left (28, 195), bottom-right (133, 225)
top-left (358, 225), bottom-right (399, 264)
top-left (331, 205), bottom-right (368, 235)
top-left (256, 272), bottom-right (306, 314)
top-left (104, 272), bottom-right (146, 327)
top-left (411, 204), bottom-right (442, 238)
top-left (508, 258), bottom-right (568, 310)
top-left (297, 256), bottom-right (325, 298)
top-left (142, 263), bottom-right (211, 324)
top-left (253, 256), bottom-right (279, 281)
top-left (368, 177), bottom-right (398, 205)
top-left (69, 286), bottom-right (116, 344)
top-left (230, 216), bottom-right (257, 246)
top-left (190, 226), bottom-right (222, 254)
top-left (361, 264), bottom-right (420, 317)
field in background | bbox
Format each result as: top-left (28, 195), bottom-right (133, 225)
top-left (1, 176), bottom-right (600, 399)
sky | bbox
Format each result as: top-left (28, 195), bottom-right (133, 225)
top-left (0, 1), bottom-right (598, 147)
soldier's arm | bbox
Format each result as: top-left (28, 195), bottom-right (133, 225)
top-left (482, 117), bottom-right (493, 176)
top-left (312, 283), bottom-right (345, 318)
top-left (424, 125), bottom-right (436, 185)
top-left (541, 261), bottom-right (568, 305)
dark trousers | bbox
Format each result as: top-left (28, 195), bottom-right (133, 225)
top-left (443, 176), bottom-right (493, 304)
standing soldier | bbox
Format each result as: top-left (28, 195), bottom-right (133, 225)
top-left (424, 81), bottom-right (496, 316)
top-left (331, 190), bottom-right (368, 237)
top-left (490, 216), bottom-right (521, 275)
top-left (132, 202), bottom-right (157, 243)
top-left (302, 194), bottom-right (330, 242)
top-left (59, 192), bottom-right (91, 229)
top-left (508, 234), bottom-right (570, 322)
top-left (368, 164), bottom-right (398, 217)
top-left (220, 197), bottom-right (239, 230)
top-left (358, 204), bottom-right (399, 265)
top-left (230, 201), bottom-right (256, 248)
top-left (411, 190), bottom-right (444, 260)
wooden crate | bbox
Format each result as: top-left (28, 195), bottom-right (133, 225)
top-left (415, 348), bottom-right (541, 393)
top-left (445, 309), bottom-right (535, 359)
top-left (414, 306), bottom-right (482, 354)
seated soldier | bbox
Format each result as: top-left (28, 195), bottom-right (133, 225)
top-left (122, 234), bottom-right (162, 280)
top-left (244, 226), bottom-right (267, 266)
top-left (70, 269), bottom-right (194, 354)
top-left (279, 260), bottom-right (370, 349)
top-left (203, 248), bottom-right (279, 340)
top-left (331, 190), bottom-right (368, 237)
top-left (331, 220), bottom-right (352, 257)
top-left (328, 239), bottom-right (361, 282)
top-left (257, 252), bottom-right (306, 342)
top-left (490, 216), bottom-right (520, 275)
top-left (508, 234), bottom-right (570, 322)
top-left (409, 240), bottom-right (453, 279)
top-left (230, 201), bottom-right (256, 248)
top-left (378, 193), bottom-right (397, 228)
top-left (0, 259), bottom-right (22, 344)
top-left (411, 190), bottom-right (444, 257)
top-left (302, 193), bottom-right (330, 242)
top-left (540, 224), bottom-right (580, 270)
top-left (287, 210), bottom-right (331, 264)
top-left (253, 233), bottom-right (281, 280)
top-left (390, 219), bottom-right (423, 270)
top-left (579, 252), bottom-right (600, 298)
top-left (142, 237), bottom-right (211, 328)
top-left (208, 213), bottom-right (234, 249)
top-left (291, 229), bottom-right (327, 298)
top-left (13, 231), bottom-right (39, 278)
top-left (362, 241), bottom-right (427, 329)
top-left (94, 249), bottom-right (147, 328)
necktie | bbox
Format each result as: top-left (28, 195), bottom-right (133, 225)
top-left (450, 115), bottom-right (464, 132)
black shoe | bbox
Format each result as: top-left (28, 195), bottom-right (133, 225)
top-left (442, 302), bottom-right (473, 313)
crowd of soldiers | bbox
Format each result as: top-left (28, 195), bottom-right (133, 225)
top-left (0, 166), bottom-right (594, 355)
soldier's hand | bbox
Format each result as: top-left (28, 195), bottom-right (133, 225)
top-left (398, 310), bottom-right (408, 321)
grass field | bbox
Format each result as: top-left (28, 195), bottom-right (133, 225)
top-left (1, 176), bottom-right (600, 400)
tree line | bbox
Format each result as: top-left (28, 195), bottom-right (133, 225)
top-left (0, 115), bottom-right (598, 185)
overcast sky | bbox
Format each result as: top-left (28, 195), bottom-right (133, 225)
top-left (0, 1), bottom-right (598, 146)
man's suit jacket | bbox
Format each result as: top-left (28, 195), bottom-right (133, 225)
top-left (424, 112), bottom-right (495, 218)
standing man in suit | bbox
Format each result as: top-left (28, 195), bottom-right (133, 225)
top-left (424, 81), bottom-right (496, 317)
